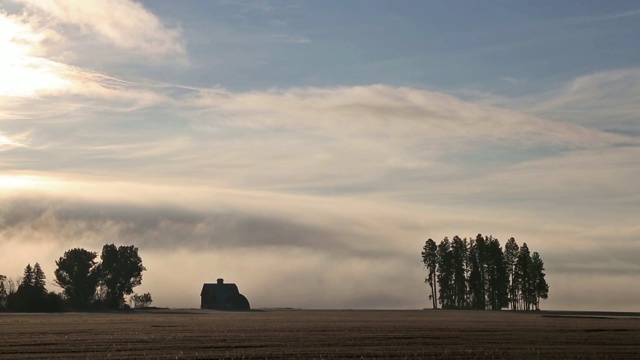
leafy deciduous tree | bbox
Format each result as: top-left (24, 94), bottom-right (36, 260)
top-left (55, 248), bottom-right (100, 309)
top-left (131, 292), bottom-right (153, 308)
top-left (98, 244), bottom-right (146, 309)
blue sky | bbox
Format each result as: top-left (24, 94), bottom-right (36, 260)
top-left (0, 0), bottom-right (639, 310)
top-left (137, 1), bottom-right (640, 92)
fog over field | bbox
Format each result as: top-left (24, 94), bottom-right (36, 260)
top-left (1, 1), bottom-right (639, 311)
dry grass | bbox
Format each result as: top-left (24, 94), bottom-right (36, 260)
top-left (0, 309), bottom-right (638, 359)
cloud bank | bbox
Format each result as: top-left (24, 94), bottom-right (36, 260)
top-left (1, 177), bottom-right (638, 310)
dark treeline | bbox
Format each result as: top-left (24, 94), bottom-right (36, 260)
top-left (0, 244), bottom-right (146, 312)
top-left (422, 234), bottom-right (549, 311)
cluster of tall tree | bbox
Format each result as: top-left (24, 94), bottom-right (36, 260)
top-left (0, 263), bottom-right (63, 312)
top-left (0, 244), bottom-right (146, 312)
top-left (421, 235), bottom-right (548, 311)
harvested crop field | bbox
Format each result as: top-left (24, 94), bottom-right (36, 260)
top-left (0, 309), bottom-right (638, 359)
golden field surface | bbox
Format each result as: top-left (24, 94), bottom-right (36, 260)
top-left (0, 309), bottom-right (638, 359)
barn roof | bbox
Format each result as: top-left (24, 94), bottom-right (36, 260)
top-left (200, 279), bottom-right (240, 297)
top-left (200, 282), bottom-right (239, 297)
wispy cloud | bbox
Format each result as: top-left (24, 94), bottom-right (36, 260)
top-left (500, 77), bottom-right (519, 85)
top-left (459, 67), bottom-right (640, 137)
top-left (258, 33), bottom-right (310, 44)
top-left (186, 84), bottom-right (632, 150)
top-left (563, 8), bottom-right (640, 25)
top-left (12, 0), bottom-right (185, 57)
top-left (0, 131), bottom-right (28, 151)
top-left (214, 0), bottom-right (274, 14)
top-left (3, 72), bottom-right (637, 194)
top-left (507, 68), bottom-right (640, 135)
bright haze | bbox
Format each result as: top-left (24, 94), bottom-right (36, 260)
top-left (1, 0), bottom-right (638, 311)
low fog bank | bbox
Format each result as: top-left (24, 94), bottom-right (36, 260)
top-left (1, 188), bottom-right (639, 311)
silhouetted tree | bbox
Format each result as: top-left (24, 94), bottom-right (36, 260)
top-left (5, 277), bottom-right (17, 295)
top-left (422, 234), bottom-right (548, 311)
top-left (451, 236), bottom-right (468, 309)
top-left (55, 248), bottom-right (100, 310)
top-left (21, 264), bottom-right (34, 288)
top-left (467, 235), bottom-right (488, 309)
top-left (421, 238), bottom-right (438, 309)
top-left (504, 237), bottom-right (519, 310)
top-left (0, 275), bottom-right (7, 310)
top-left (9, 263), bottom-right (49, 311)
top-left (97, 244), bottom-right (146, 309)
top-left (43, 291), bottom-right (65, 312)
top-left (515, 243), bottom-right (533, 310)
top-left (33, 263), bottom-right (47, 295)
top-left (2, 277), bottom-right (17, 310)
top-left (131, 292), bottom-right (153, 308)
top-left (14, 264), bottom-right (35, 311)
top-left (468, 244), bottom-right (484, 309)
top-left (531, 252), bottom-right (549, 310)
top-left (436, 237), bottom-right (454, 309)
top-left (485, 237), bottom-right (508, 310)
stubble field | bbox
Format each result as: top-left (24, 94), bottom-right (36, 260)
top-left (0, 309), bottom-right (638, 359)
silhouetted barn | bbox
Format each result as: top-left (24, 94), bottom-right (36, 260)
top-left (200, 278), bottom-right (250, 311)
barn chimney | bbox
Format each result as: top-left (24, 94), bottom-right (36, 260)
top-left (217, 278), bottom-right (224, 285)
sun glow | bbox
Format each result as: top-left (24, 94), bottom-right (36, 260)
top-left (0, 175), bottom-right (49, 189)
top-left (0, 11), bottom-right (70, 97)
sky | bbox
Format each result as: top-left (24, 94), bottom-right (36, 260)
top-left (0, 0), bottom-right (639, 311)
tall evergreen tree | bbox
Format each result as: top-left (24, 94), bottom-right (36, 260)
top-left (451, 236), bottom-right (468, 309)
top-left (504, 237), bottom-right (519, 310)
top-left (467, 243), bottom-right (484, 309)
top-left (485, 237), bottom-right (508, 310)
top-left (33, 263), bottom-right (47, 296)
top-left (474, 234), bottom-right (489, 309)
top-left (436, 237), bottom-right (454, 309)
top-left (13, 263), bottom-right (47, 311)
top-left (515, 243), bottom-right (533, 310)
top-left (530, 252), bottom-right (549, 310)
top-left (21, 264), bottom-right (34, 288)
top-left (33, 263), bottom-right (49, 310)
top-left (421, 239), bottom-right (439, 309)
